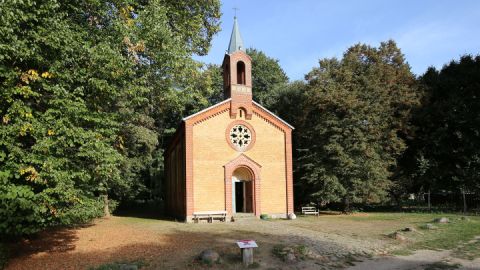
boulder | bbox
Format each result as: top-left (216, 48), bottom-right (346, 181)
top-left (434, 217), bottom-right (449, 223)
top-left (423, 223), bottom-right (438, 230)
top-left (389, 232), bottom-right (407, 241)
top-left (288, 213), bottom-right (297, 220)
top-left (402, 227), bottom-right (416, 232)
top-left (285, 252), bottom-right (296, 262)
top-left (199, 249), bottom-right (220, 264)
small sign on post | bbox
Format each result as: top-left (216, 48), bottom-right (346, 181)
top-left (236, 240), bottom-right (258, 267)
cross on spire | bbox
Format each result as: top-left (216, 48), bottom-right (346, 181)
top-left (233, 7), bottom-right (239, 18)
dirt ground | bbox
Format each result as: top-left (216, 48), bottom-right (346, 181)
top-left (5, 213), bottom-right (480, 270)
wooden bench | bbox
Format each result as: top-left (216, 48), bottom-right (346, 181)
top-left (193, 211), bottom-right (227, 223)
top-left (301, 206), bottom-right (319, 216)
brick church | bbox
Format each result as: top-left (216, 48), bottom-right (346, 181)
top-left (165, 17), bottom-right (294, 222)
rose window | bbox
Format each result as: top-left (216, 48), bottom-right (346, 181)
top-left (229, 125), bottom-right (252, 150)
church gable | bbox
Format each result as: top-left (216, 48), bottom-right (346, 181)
top-left (181, 99), bottom-right (293, 133)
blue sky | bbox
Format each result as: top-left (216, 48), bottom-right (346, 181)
top-left (195, 0), bottom-right (480, 81)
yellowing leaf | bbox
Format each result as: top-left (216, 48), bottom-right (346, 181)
top-left (2, 115), bottom-right (10, 124)
top-left (20, 69), bottom-right (40, 84)
top-left (19, 123), bottom-right (33, 136)
top-left (41, 71), bottom-right (53, 79)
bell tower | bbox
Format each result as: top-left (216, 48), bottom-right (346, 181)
top-left (222, 17), bottom-right (253, 119)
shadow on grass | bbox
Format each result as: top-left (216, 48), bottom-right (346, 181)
top-left (7, 224), bottom-right (87, 259)
top-left (7, 219), bottom-right (475, 269)
top-left (113, 201), bottom-right (175, 221)
top-left (5, 223), bottom-right (350, 269)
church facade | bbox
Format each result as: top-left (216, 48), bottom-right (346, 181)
top-left (164, 18), bottom-right (294, 222)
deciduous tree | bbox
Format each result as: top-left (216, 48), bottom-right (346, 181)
top-left (0, 0), bottom-right (220, 235)
top-left (298, 41), bottom-right (420, 211)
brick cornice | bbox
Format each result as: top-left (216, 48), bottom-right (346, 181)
top-left (184, 100), bottom-right (231, 126)
top-left (251, 103), bottom-right (293, 133)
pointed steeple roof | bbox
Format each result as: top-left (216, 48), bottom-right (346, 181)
top-left (227, 16), bottom-right (245, 54)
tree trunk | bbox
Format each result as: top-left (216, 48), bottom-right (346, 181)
top-left (391, 192), bottom-right (401, 209)
top-left (461, 188), bottom-right (467, 214)
top-left (103, 194), bottom-right (110, 218)
top-left (427, 189), bottom-right (431, 211)
top-left (343, 197), bottom-right (350, 214)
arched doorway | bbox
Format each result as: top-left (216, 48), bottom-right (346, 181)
top-left (232, 167), bottom-right (254, 214)
top-left (224, 154), bottom-right (261, 217)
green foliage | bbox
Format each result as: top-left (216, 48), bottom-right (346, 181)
top-left (403, 56), bottom-right (480, 197)
top-left (0, 0), bottom-right (220, 236)
top-left (296, 41), bottom-right (420, 209)
top-left (246, 48), bottom-right (289, 105)
top-left (203, 64), bottom-right (225, 105)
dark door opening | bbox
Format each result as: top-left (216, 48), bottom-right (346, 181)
top-left (235, 182), bottom-right (244, 213)
top-left (234, 181), bottom-right (254, 213)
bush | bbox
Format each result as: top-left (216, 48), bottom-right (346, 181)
top-left (0, 182), bottom-right (47, 236)
top-left (0, 183), bottom-right (105, 237)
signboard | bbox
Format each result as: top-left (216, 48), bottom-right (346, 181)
top-left (236, 240), bottom-right (258, 249)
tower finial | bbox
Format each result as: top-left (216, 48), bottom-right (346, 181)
top-left (233, 7), bottom-right (239, 18)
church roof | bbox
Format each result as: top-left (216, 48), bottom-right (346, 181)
top-left (227, 17), bottom-right (245, 54)
top-left (252, 101), bottom-right (295, 130)
top-left (183, 99), bottom-right (231, 121)
top-left (182, 98), bottom-right (294, 130)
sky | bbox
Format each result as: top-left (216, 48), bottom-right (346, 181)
top-left (195, 0), bottom-right (480, 81)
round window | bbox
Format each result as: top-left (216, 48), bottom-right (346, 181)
top-left (229, 124), bottom-right (252, 150)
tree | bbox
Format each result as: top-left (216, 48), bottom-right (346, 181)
top-left (203, 64), bottom-right (224, 105)
top-left (0, 0), bottom-right (220, 236)
top-left (405, 55), bottom-right (480, 211)
top-left (247, 48), bottom-right (289, 105)
top-left (298, 41), bottom-right (420, 211)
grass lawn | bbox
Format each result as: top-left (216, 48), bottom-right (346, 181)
top-left (308, 212), bottom-right (480, 259)
top-left (393, 215), bottom-right (480, 257)
top-left (4, 212), bottom-right (480, 269)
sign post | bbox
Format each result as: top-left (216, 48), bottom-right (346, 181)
top-left (236, 240), bottom-right (258, 267)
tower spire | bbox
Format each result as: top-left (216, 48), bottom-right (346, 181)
top-left (227, 16), bottom-right (245, 54)
top-left (222, 16), bottom-right (252, 119)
